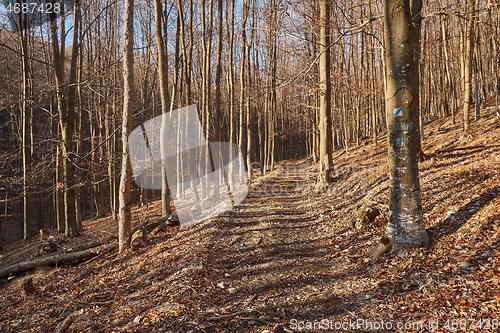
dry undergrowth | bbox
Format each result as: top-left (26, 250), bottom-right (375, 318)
top-left (0, 109), bottom-right (499, 332)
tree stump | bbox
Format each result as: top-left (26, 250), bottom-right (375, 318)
top-left (39, 236), bottom-right (60, 255)
top-left (20, 277), bottom-right (35, 301)
top-left (367, 237), bottom-right (393, 260)
top-left (131, 225), bottom-right (148, 248)
top-left (351, 206), bottom-right (380, 229)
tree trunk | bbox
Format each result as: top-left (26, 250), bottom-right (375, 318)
top-left (494, 7), bottom-right (499, 118)
top-left (213, 0), bottom-right (224, 200)
top-left (64, 0), bottom-right (81, 237)
top-left (317, 0), bottom-right (333, 188)
top-left (154, 0), bottom-right (172, 217)
top-left (18, 4), bottom-right (32, 240)
top-left (462, 0), bottom-right (474, 130)
top-left (441, 16), bottom-right (455, 124)
top-left (245, 14), bottom-right (253, 175)
top-left (238, 3), bottom-right (247, 177)
top-left (48, 0), bottom-right (79, 237)
top-left (227, 0), bottom-right (236, 187)
top-left (55, 142), bottom-right (65, 232)
top-left (118, 0), bottom-right (135, 253)
top-left (383, 0), bottom-right (429, 248)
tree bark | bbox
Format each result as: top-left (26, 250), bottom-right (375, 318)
top-left (383, 0), bottom-right (429, 248)
top-left (213, 0), bottom-right (224, 200)
top-left (227, 0), bottom-right (236, 187)
top-left (48, 0), bottom-right (79, 237)
top-left (154, 0), bottom-right (172, 217)
top-left (18, 2), bottom-right (32, 240)
top-left (317, 0), bottom-right (333, 188)
top-left (118, 0), bottom-right (135, 252)
top-left (462, 0), bottom-right (475, 130)
top-left (64, 0), bottom-right (81, 237)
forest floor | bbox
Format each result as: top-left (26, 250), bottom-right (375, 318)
top-left (1, 108), bottom-right (500, 333)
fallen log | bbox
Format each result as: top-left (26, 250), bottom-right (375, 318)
top-left (145, 214), bottom-right (180, 231)
top-left (145, 216), bottom-right (168, 231)
top-left (0, 242), bottom-right (117, 279)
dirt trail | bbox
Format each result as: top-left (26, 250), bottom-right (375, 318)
top-left (1, 112), bottom-right (500, 332)
top-left (195, 159), bottom-right (358, 331)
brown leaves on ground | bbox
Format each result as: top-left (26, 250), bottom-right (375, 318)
top-left (1, 110), bottom-right (500, 332)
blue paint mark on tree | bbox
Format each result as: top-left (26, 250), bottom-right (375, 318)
top-left (395, 137), bottom-right (406, 147)
top-left (393, 107), bottom-right (403, 117)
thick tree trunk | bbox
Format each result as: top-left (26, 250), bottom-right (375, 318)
top-left (383, 0), bottom-right (429, 248)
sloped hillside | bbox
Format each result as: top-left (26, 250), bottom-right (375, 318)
top-left (0, 108), bottom-right (499, 333)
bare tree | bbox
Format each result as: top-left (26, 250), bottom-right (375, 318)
top-left (212, 0), bottom-right (224, 199)
top-left (153, 0), bottom-right (172, 217)
top-left (47, 0), bottom-right (79, 237)
top-left (238, 0), bottom-right (248, 175)
top-left (15, 0), bottom-right (33, 239)
top-left (317, 0), bottom-right (333, 188)
top-left (118, 0), bottom-right (135, 252)
top-left (380, 0), bottom-right (429, 253)
top-left (462, 0), bottom-right (476, 130)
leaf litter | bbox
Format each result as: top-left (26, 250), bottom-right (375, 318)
top-left (0, 110), bottom-right (499, 332)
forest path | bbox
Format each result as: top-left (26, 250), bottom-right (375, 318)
top-left (198, 158), bottom-right (359, 331)
top-left (2, 113), bottom-right (500, 332)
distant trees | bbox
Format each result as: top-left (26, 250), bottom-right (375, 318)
top-left (0, 0), bottom-right (499, 243)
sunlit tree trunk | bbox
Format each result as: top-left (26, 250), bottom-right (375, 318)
top-left (154, 0), bottom-right (172, 217)
top-left (200, 0), bottom-right (214, 200)
top-left (462, 0), bottom-right (475, 130)
top-left (441, 16), bottom-right (455, 124)
top-left (317, 0), bottom-right (333, 188)
top-left (227, 0), bottom-right (236, 187)
top-left (118, 0), bottom-right (134, 252)
top-left (493, 7), bottom-right (499, 118)
top-left (246, 0), bottom-right (254, 180)
top-left (238, 0), bottom-right (247, 178)
top-left (383, 0), bottom-right (429, 248)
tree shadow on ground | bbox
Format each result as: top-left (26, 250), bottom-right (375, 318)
top-left (427, 186), bottom-right (500, 243)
